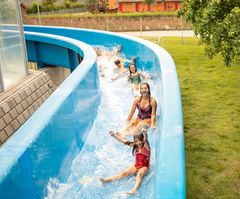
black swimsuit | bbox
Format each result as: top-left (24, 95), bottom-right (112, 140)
top-left (137, 97), bottom-right (152, 120)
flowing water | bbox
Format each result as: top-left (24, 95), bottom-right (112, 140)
top-left (45, 47), bottom-right (161, 199)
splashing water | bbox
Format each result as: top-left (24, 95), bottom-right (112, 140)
top-left (45, 47), bottom-right (161, 199)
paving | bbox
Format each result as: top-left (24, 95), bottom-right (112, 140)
top-left (119, 30), bottom-right (196, 37)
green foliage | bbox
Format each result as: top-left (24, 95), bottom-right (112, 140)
top-left (42, 0), bottom-right (57, 7)
top-left (26, 0), bottom-right (85, 14)
top-left (39, 5), bottom-right (66, 12)
top-left (65, 1), bottom-right (85, 9)
top-left (179, 0), bottom-right (240, 66)
top-left (88, 0), bottom-right (97, 3)
top-left (27, 2), bottom-right (38, 14)
top-left (66, 0), bottom-right (77, 2)
top-left (27, 1), bottom-right (59, 14)
top-left (144, 0), bottom-right (156, 5)
top-left (145, 37), bottom-right (240, 199)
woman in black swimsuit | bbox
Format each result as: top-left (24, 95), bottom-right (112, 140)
top-left (120, 83), bottom-right (157, 136)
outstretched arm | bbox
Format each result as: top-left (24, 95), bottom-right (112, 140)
top-left (111, 45), bottom-right (122, 56)
top-left (109, 131), bottom-right (135, 146)
top-left (139, 72), bottom-right (147, 79)
top-left (139, 72), bottom-right (151, 79)
top-left (127, 73), bottom-right (131, 82)
top-left (109, 131), bottom-right (126, 143)
top-left (111, 69), bottom-right (128, 81)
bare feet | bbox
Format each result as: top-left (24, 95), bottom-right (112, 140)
top-left (126, 188), bottom-right (137, 194)
top-left (109, 130), bottom-right (115, 136)
top-left (131, 57), bottom-right (136, 64)
top-left (117, 45), bottom-right (122, 53)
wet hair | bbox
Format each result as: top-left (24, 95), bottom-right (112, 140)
top-left (125, 132), bottom-right (144, 155)
top-left (140, 82), bottom-right (151, 96)
top-left (128, 64), bottom-right (137, 74)
top-left (114, 59), bottom-right (121, 66)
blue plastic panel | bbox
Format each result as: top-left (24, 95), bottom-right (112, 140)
top-left (25, 32), bottom-right (83, 70)
top-left (0, 26), bottom-right (185, 199)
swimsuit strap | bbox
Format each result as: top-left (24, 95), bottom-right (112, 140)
top-left (137, 96), bottom-right (142, 106)
top-left (138, 96), bottom-right (151, 110)
top-left (130, 72), bottom-right (140, 78)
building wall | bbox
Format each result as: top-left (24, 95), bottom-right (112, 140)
top-left (108, 0), bottom-right (118, 9)
top-left (40, 66), bottom-right (70, 86)
top-left (138, 3), bottom-right (150, 12)
top-left (151, 3), bottom-right (164, 12)
top-left (117, 1), bottom-right (180, 12)
top-left (122, 2), bottom-right (136, 12)
top-left (23, 15), bottom-right (191, 31)
top-left (165, 1), bottom-right (179, 11)
top-left (0, 70), bottom-right (56, 145)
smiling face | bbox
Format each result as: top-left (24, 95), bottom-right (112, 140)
top-left (129, 64), bottom-right (137, 73)
top-left (134, 137), bottom-right (144, 148)
top-left (140, 83), bottom-right (150, 96)
top-left (133, 132), bottom-right (145, 148)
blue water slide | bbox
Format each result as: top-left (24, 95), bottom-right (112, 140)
top-left (25, 32), bottom-right (82, 71)
top-left (0, 26), bottom-right (185, 198)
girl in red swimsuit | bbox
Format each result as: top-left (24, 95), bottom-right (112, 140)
top-left (120, 83), bottom-right (157, 136)
top-left (100, 130), bottom-right (150, 195)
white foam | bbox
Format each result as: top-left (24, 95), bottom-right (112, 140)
top-left (45, 47), bottom-right (161, 199)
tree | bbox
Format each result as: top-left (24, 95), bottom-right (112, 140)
top-left (42, 0), bottom-right (57, 7)
top-left (145, 0), bottom-right (156, 5)
top-left (179, 0), bottom-right (240, 66)
top-left (88, 0), bottom-right (97, 3)
top-left (65, 0), bottom-right (77, 2)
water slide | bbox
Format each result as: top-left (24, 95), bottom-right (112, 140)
top-left (0, 26), bottom-right (185, 198)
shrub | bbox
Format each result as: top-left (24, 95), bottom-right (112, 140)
top-left (27, 2), bottom-right (38, 14)
top-left (65, 2), bottom-right (86, 9)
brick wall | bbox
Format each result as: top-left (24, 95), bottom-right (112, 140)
top-left (23, 15), bottom-right (191, 31)
top-left (0, 70), bottom-right (57, 145)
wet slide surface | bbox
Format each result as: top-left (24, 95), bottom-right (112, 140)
top-left (45, 47), bottom-right (161, 199)
top-left (0, 26), bottom-right (185, 199)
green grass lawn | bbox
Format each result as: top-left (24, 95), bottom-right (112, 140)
top-left (145, 37), bottom-right (240, 199)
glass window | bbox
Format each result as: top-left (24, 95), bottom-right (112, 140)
top-left (0, 0), bottom-right (28, 92)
